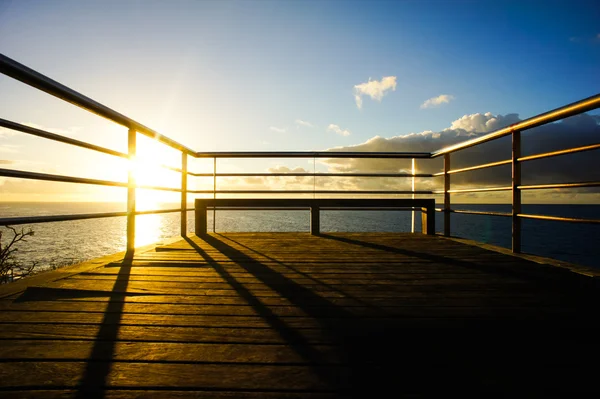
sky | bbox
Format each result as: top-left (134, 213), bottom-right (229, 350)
top-left (0, 0), bottom-right (599, 204)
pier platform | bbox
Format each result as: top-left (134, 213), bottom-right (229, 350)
top-left (0, 232), bottom-right (599, 397)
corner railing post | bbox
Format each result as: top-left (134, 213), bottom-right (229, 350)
top-left (411, 158), bottom-right (416, 233)
top-left (443, 153), bottom-right (451, 236)
top-left (213, 157), bottom-right (216, 233)
top-left (512, 130), bottom-right (522, 252)
top-left (180, 152), bottom-right (187, 236)
top-left (126, 128), bottom-right (136, 259)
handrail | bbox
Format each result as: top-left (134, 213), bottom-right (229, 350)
top-left (189, 189), bottom-right (435, 195)
top-left (191, 172), bottom-right (433, 177)
top-left (195, 151), bottom-right (431, 158)
top-left (431, 93), bottom-right (600, 157)
top-left (0, 54), bottom-right (196, 156)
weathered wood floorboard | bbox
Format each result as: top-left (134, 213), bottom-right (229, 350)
top-left (0, 232), bottom-right (598, 398)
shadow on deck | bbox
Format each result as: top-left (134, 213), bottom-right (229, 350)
top-left (0, 233), bottom-right (599, 398)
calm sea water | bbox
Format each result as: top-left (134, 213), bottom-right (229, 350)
top-left (1, 202), bottom-right (598, 271)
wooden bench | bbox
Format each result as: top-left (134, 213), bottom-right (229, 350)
top-left (195, 198), bottom-right (435, 235)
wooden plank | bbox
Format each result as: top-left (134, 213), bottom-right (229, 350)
top-left (0, 232), bottom-right (598, 397)
top-left (0, 340), bottom-right (343, 364)
top-left (0, 391), bottom-right (337, 399)
top-left (0, 362), bottom-right (346, 391)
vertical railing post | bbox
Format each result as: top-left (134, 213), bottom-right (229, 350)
top-left (126, 128), bottom-right (136, 258)
top-left (180, 152), bottom-right (188, 236)
top-left (512, 130), bottom-right (522, 253)
top-left (443, 153), bottom-right (451, 236)
top-left (213, 157), bottom-right (217, 233)
top-left (411, 158), bottom-right (415, 233)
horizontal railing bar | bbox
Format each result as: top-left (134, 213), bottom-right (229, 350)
top-left (431, 93), bottom-right (600, 157)
top-left (0, 167), bottom-right (128, 187)
top-left (0, 212), bottom-right (127, 225)
top-left (0, 118), bottom-right (128, 159)
top-left (192, 190), bottom-right (434, 195)
top-left (208, 207), bottom-right (424, 211)
top-left (433, 186), bottom-right (512, 194)
top-left (518, 143), bottom-right (600, 162)
top-left (194, 151), bottom-right (431, 159)
top-left (0, 168), bottom-right (182, 191)
top-left (517, 213), bottom-right (600, 224)
top-left (159, 164), bottom-right (183, 173)
top-left (0, 54), bottom-right (195, 156)
top-left (0, 208), bottom-right (195, 226)
top-left (189, 172), bottom-right (434, 178)
top-left (136, 185), bottom-right (183, 192)
top-left (518, 182), bottom-right (600, 190)
top-left (432, 159), bottom-right (512, 176)
top-left (449, 209), bottom-right (512, 217)
top-left (135, 208), bottom-right (193, 215)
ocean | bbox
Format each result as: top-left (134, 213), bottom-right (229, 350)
top-left (1, 202), bottom-right (598, 272)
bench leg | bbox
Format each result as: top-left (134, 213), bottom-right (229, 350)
top-left (421, 206), bottom-right (435, 235)
top-left (310, 206), bottom-right (320, 235)
top-left (195, 204), bottom-right (207, 236)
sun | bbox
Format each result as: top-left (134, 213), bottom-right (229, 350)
top-left (129, 140), bottom-right (181, 210)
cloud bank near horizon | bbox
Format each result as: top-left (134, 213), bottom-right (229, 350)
top-left (230, 111), bottom-right (599, 201)
top-left (323, 112), bottom-right (600, 194)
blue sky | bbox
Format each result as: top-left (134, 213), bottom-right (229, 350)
top-left (0, 0), bottom-right (598, 202)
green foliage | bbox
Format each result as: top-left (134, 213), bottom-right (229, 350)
top-left (0, 226), bottom-right (37, 284)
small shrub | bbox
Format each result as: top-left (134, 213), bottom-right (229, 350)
top-left (0, 226), bottom-right (37, 283)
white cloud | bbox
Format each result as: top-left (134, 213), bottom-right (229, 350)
top-left (269, 126), bottom-right (286, 133)
top-left (420, 94), bottom-right (455, 109)
top-left (327, 124), bottom-right (351, 136)
top-left (448, 111), bottom-right (517, 133)
top-left (295, 119), bottom-right (314, 128)
top-left (353, 76), bottom-right (397, 109)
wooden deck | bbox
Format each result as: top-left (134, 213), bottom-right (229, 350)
top-left (0, 232), bottom-right (599, 397)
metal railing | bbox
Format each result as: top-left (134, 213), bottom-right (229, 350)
top-left (1, 52), bottom-right (599, 262)
top-left (430, 93), bottom-right (600, 252)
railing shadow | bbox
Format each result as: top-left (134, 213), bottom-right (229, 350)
top-left (183, 234), bottom-right (514, 395)
top-left (74, 257), bottom-right (132, 399)
top-left (183, 235), bottom-right (354, 392)
top-left (217, 233), bottom-right (389, 315)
